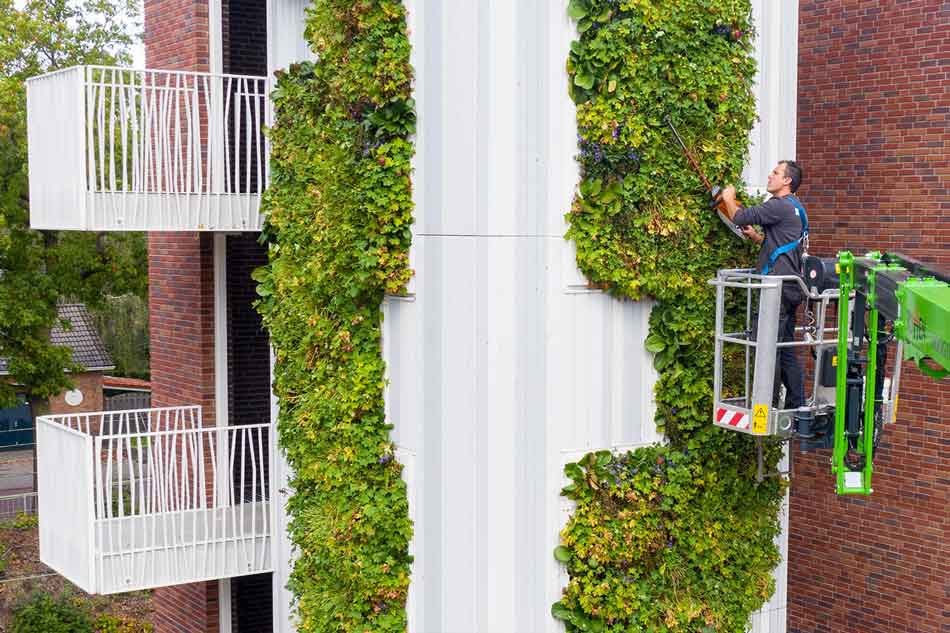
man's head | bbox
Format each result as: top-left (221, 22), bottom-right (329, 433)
top-left (766, 160), bottom-right (803, 196)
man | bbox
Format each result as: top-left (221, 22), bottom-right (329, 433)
top-left (718, 160), bottom-right (807, 409)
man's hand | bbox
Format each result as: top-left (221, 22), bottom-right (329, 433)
top-left (720, 185), bottom-right (737, 206)
top-left (741, 224), bottom-right (763, 244)
top-left (715, 185), bottom-right (741, 221)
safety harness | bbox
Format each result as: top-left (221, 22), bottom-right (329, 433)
top-left (761, 195), bottom-right (809, 275)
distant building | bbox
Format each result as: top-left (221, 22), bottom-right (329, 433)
top-left (102, 375), bottom-right (152, 411)
top-left (0, 304), bottom-right (114, 449)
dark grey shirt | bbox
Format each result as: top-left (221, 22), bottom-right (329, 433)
top-left (734, 195), bottom-right (805, 302)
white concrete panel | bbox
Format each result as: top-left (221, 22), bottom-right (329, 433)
top-left (751, 453), bottom-right (791, 632)
top-left (383, 235), bottom-right (658, 632)
top-left (26, 67), bottom-right (88, 231)
top-left (388, 2), bottom-right (797, 631)
top-left (394, 446), bottom-right (420, 633)
top-left (270, 349), bottom-right (297, 633)
top-left (413, 0), bottom-right (577, 238)
top-left (745, 0), bottom-right (800, 193)
top-left (228, 0), bottom-right (812, 630)
top-left (37, 421), bottom-right (95, 593)
top-left (267, 0), bottom-right (317, 73)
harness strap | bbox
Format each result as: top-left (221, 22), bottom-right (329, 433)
top-left (762, 195), bottom-right (808, 275)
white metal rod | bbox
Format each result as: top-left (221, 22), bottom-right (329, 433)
top-left (96, 79), bottom-right (106, 192)
top-left (108, 68), bottom-right (117, 193)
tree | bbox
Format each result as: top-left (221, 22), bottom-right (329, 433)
top-left (0, 0), bottom-right (145, 408)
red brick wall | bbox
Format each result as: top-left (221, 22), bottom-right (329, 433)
top-left (148, 233), bottom-right (216, 416)
top-left (144, 0), bottom-right (210, 70)
top-left (46, 372), bottom-right (105, 415)
top-left (146, 0), bottom-right (274, 628)
top-left (148, 231), bottom-right (220, 633)
top-left (150, 580), bottom-right (221, 633)
top-left (146, 1), bottom-right (218, 629)
top-left (790, 2), bottom-right (949, 632)
top-left (145, 89), bottom-right (220, 633)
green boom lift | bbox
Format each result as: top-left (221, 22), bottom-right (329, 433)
top-left (709, 251), bottom-right (950, 495)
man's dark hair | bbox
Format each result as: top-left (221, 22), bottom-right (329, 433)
top-left (781, 160), bottom-right (803, 193)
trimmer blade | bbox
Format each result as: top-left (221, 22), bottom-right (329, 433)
top-left (717, 209), bottom-right (748, 240)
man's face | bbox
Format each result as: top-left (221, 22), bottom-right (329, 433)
top-left (766, 163), bottom-right (790, 195)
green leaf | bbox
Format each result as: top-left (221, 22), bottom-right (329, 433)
top-left (567, 0), bottom-right (588, 20)
top-left (255, 283), bottom-right (273, 297)
top-left (251, 265), bottom-right (270, 283)
top-left (564, 463), bottom-right (584, 482)
top-left (554, 546), bottom-right (572, 563)
top-left (645, 334), bottom-right (666, 353)
top-left (654, 349), bottom-right (675, 371)
top-left (551, 602), bottom-right (573, 621)
top-left (580, 178), bottom-right (603, 198)
top-left (574, 72), bottom-right (596, 91)
top-left (600, 180), bottom-right (622, 204)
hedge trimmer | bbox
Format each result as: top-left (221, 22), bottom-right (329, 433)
top-left (665, 116), bottom-right (747, 240)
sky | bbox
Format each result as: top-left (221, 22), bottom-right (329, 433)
top-left (13, 0), bottom-right (146, 67)
top-left (131, 0), bottom-right (145, 67)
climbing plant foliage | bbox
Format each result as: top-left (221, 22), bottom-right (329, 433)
top-left (556, 1), bottom-right (786, 631)
top-left (254, 1), bottom-right (415, 631)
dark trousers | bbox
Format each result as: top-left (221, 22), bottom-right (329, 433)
top-left (776, 298), bottom-right (805, 409)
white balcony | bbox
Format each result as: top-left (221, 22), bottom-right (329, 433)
top-left (36, 406), bottom-right (274, 594)
top-left (26, 66), bottom-right (268, 232)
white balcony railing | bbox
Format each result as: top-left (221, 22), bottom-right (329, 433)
top-left (36, 406), bottom-right (274, 594)
top-left (26, 66), bottom-right (268, 232)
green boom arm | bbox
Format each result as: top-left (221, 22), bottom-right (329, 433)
top-left (834, 251), bottom-right (950, 494)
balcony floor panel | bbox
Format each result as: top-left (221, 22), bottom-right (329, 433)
top-left (87, 191), bottom-right (262, 231)
top-left (41, 502), bottom-right (273, 594)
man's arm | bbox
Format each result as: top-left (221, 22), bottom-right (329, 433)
top-left (720, 186), bottom-right (764, 244)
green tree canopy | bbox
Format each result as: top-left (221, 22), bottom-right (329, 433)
top-left (0, 0), bottom-right (145, 407)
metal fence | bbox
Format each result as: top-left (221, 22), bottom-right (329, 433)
top-left (0, 492), bottom-right (38, 520)
top-left (26, 65), bottom-right (269, 231)
top-left (0, 392), bottom-right (152, 520)
top-left (36, 406), bottom-right (275, 593)
top-left (0, 447), bottom-right (37, 519)
top-left (105, 391), bottom-right (151, 412)
top-left (0, 401), bottom-right (34, 450)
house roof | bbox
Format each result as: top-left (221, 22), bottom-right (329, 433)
top-left (0, 304), bottom-right (115, 375)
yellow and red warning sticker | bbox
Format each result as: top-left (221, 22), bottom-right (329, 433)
top-left (752, 404), bottom-right (769, 435)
